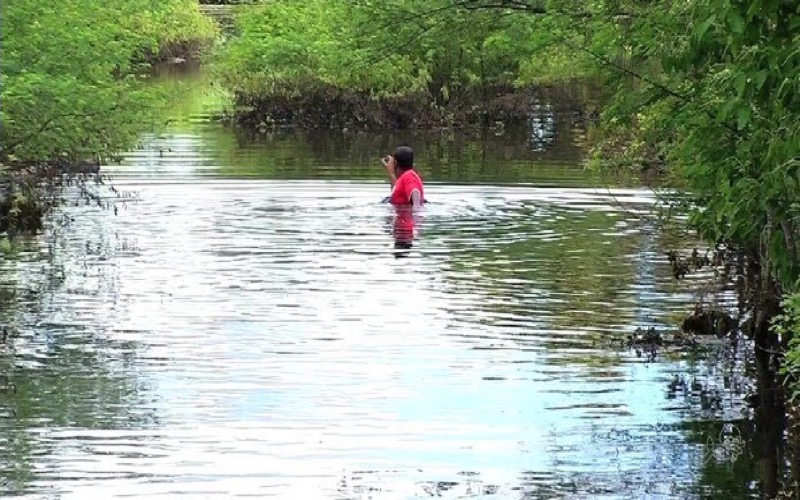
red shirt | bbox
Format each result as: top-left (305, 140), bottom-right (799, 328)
top-left (390, 169), bottom-right (424, 205)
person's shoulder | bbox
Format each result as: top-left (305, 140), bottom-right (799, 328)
top-left (397, 169), bottom-right (415, 184)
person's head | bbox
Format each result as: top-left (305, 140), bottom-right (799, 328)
top-left (392, 146), bottom-right (414, 173)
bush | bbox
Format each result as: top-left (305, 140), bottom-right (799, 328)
top-left (0, 0), bottom-right (218, 164)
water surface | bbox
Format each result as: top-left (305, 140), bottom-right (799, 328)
top-left (0, 65), bottom-right (758, 499)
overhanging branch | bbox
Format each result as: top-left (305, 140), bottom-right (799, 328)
top-left (453, 0), bottom-right (548, 14)
top-left (0, 107), bottom-right (121, 159)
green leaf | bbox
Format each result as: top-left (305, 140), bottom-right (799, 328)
top-left (734, 73), bottom-right (747, 97)
top-left (727, 9), bottom-right (745, 34)
top-left (697, 14), bottom-right (716, 39)
top-left (755, 71), bottom-right (768, 90)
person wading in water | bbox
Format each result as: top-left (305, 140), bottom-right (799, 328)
top-left (380, 146), bottom-right (425, 250)
top-left (380, 145), bottom-right (424, 208)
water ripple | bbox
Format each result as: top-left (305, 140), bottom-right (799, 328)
top-left (0, 84), bottom-right (751, 498)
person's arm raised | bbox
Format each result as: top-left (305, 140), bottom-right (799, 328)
top-left (380, 155), bottom-right (398, 188)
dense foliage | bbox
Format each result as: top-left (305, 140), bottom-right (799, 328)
top-left (214, 0), bottom-right (589, 128)
top-left (0, 0), bottom-right (217, 164)
top-left (576, 0), bottom-right (799, 377)
top-left (217, 1), bottom-right (425, 98)
top-left (506, 0), bottom-right (799, 384)
top-left (0, 0), bottom-right (217, 233)
top-left (592, 0), bottom-right (799, 288)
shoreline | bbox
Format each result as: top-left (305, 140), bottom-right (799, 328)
top-left (226, 81), bottom-right (601, 133)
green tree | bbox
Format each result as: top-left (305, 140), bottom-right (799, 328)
top-left (0, 0), bottom-right (217, 164)
top-left (593, 0), bottom-right (799, 287)
top-left (0, 0), bottom-right (217, 232)
top-left (214, 0), bottom-right (565, 119)
top-left (448, 0), bottom-right (797, 342)
top-left (578, 0), bottom-right (799, 362)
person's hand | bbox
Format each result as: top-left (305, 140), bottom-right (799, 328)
top-left (380, 154), bottom-right (399, 186)
top-left (381, 155), bottom-right (396, 171)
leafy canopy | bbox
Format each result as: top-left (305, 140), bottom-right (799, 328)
top-left (590, 0), bottom-right (799, 286)
top-left (0, 0), bottom-right (217, 163)
top-left (214, 0), bottom-right (578, 101)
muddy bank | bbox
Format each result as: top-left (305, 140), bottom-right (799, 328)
top-left (228, 82), bottom-right (600, 132)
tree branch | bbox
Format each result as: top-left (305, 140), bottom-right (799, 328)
top-left (555, 35), bottom-right (740, 134)
top-left (451, 1), bottom-right (635, 18)
top-left (0, 107), bottom-right (120, 159)
top-left (453, 0), bottom-right (548, 14)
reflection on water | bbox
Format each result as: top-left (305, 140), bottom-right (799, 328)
top-left (389, 205), bottom-right (421, 256)
top-left (128, 62), bottom-right (608, 188)
top-left (0, 66), bottom-right (763, 498)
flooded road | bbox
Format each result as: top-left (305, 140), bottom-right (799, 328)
top-left (0, 66), bottom-right (760, 498)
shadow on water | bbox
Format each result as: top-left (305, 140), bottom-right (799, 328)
top-left (0, 63), bottom-right (794, 498)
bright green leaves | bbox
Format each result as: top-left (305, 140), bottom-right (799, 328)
top-left (217, 1), bottom-right (415, 96)
top-left (776, 291), bottom-right (800, 394)
top-left (0, 0), bottom-right (217, 164)
top-left (216, 0), bottom-right (551, 103)
top-left (726, 7), bottom-right (745, 36)
top-left (697, 13), bottom-right (717, 40)
top-left (591, 0), bottom-right (799, 293)
top-left (736, 106), bottom-right (751, 130)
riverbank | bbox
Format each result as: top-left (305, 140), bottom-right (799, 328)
top-left (227, 81), bottom-right (600, 133)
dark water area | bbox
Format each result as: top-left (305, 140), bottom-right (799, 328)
top-left (0, 65), bottom-right (777, 498)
